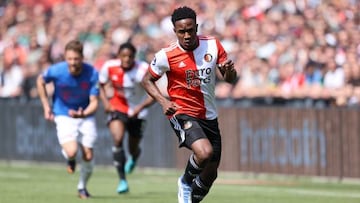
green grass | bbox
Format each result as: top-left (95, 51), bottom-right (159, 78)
top-left (1, 161), bottom-right (360, 203)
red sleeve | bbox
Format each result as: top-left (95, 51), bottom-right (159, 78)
top-left (216, 38), bottom-right (228, 64)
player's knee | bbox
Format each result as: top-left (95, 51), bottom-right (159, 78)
top-left (66, 151), bottom-right (77, 159)
top-left (82, 153), bottom-right (93, 161)
top-left (113, 136), bottom-right (124, 146)
top-left (195, 147), bottom-right (213, 163)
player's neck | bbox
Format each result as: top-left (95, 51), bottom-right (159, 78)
top-left (179, 37), bottom-right (199, 51)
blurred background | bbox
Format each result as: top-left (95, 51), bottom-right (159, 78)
top-left (1, 0), bottom-right (359, 107)
top-left (1, 0), bottom-right (360, 179)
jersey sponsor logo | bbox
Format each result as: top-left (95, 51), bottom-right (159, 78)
top-left (204, 53), bottom-right (213, 62)
top-left (185, 67), bottom-right (212, 88)
top-left (178, 61), bottom-right (186, 68)
top-left (111, 75), bottom-right (119, 81)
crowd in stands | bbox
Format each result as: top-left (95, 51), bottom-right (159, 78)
top-left (0, 0), bottom-right (359, 108)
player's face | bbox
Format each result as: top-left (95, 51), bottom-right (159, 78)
top-left (118, 48), bottom-right (135, 70)
top-left (174, 18), bottom-right (198, 51)
top-left (65, 50), bottom-right (83, 76)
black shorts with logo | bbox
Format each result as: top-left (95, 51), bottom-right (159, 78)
top-left (169, 114), bottom-right (222, 162)
top-left (107, 111), bottom-right (145, 138)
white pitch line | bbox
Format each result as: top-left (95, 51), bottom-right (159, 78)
top-left (237, 186), bottom-right (360, 198)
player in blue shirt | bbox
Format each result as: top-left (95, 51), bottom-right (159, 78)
top-left (37, 40), bottom-right (99, 199)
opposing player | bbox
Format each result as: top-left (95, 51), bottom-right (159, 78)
top-left (36, 40), bottom-right (99, 199)
top-left (142, 6), bottom-right (237, 203)
top-left (99, 42), bottom-right (154, 194)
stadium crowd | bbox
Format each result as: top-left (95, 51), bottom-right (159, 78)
top-left (0, 0), bottom-right (359, 107)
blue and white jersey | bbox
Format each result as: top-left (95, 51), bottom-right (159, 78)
top-left (42, 61), bottom-right (99, 116)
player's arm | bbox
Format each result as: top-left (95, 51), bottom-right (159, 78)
top-left (134, 95), bottom-right (155, 112)
top-left (130, 95), bottom-right (155, 117)
top-left (216, 38), bottom-right (237, 83)
top-left (218, 59), bottom-right (237, 83)
top-left (142, 71), bottom-right (178, 116)
top-left (98, 62), bottom-right (114, 113)
top-left (99, 83), bottom-right (113, 113)
top-left (141, 72), bottom-right (165, 104)
top-left (82, 70), bottom-right (100, 117)
top-left (83, 95), bottom-right (98, 117)
top-left (71, 70), bottom-right (100, 118)
top-left (141, 95), bottom-right (155, 109)
top-left (68, 95), bottom-right (98, 118)
top-left (36, 74), bottom-right (53, 121)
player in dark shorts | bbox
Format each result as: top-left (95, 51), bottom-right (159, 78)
top-left (170, 114), bottom-right (221, 163)
top-left (99, 42), bottom-right (154, 194)
top-left (142, 6), bottom-right (237, 203)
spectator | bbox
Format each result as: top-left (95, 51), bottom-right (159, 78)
top-left (323, 58), bottom-right (346, 106)
top-left (232, 58), bottom-right (270, 99)
top-left (0, 52), bottom-right (24, 99)
top-left (346, 62), bottom-right (360, 106)
top-left (276, 62), bottom-right (305, 100)
top-left (0, 0), bottom-right (359, 107)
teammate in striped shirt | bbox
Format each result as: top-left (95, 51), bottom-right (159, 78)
top-left (142, 6), bottom-right (237, 203)
top-left (99, 42), bottom-right (154, 194)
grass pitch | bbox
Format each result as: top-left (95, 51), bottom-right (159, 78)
top-left (1, 161), bottom-right (360, 203)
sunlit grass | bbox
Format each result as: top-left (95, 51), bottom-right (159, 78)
top-left (1, 161), bottom-right (360, 203)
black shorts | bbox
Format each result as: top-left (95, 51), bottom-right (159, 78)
top-left (169, 114), bottom-right (222, 162)
top-left (107, 111), bottom-right (146, 138)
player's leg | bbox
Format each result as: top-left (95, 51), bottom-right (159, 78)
top-left (191, 161), bottom-right (219, 203)
top-left (54, 116), bottom-right (80, 174)
top-left (185, 139), bottom-right (213, 183)
top-left (125, 119), bottom-right (144, 174)
top-left (170, 115), bottom-right (209, 203)
top-left (107, 111), bottom-right (128, 193)
top-left (77, 146), bottom-right (94, 199)
top-left (178, 139), bottom-right (212, 203)
top-left (125, 135), bottom-right (141, 174)
top-left (190, 119), bottom-right (222, 203)
top-left (77, 116), bottom-right (97, 199)
top-left (61, 141), bottom-right (78, 174)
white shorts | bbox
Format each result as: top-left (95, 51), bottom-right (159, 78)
top-left (54, 115), bottom-right (98, 148)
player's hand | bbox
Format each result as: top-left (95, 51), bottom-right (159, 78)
top-left (219, 59), bottom-right (235, 72)
top-left (129, 106), bottom-right (142, 118)
top-left (219, 59), bottom-right (237, 83)
top-left (44, 106), bottom-right (54, 121)
top-left (104, 103), bottom-right (114, 113)
top-left (68, 107), bottom-right (85, 118)
top-left (162, 101), bottom-right (180, 116)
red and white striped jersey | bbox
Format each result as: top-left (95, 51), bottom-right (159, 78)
top-left (99, 59), bottom-right (149, 118)
top-left (149, 35), bottom-right (228, 120)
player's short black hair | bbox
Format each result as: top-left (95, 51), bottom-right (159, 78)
top-left (118, 42), bottom-right (136, 55)
top-left (171, 6), bottom-right (197, 25)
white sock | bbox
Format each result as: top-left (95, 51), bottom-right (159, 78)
top-left (77, 159), bottom-right (94, 190)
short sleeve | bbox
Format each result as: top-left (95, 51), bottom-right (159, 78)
top-left (42, 65), bottom-right (55, 83)
top-left (148, 50), bottom-right (170, 79)
top-left (90, 70), bottom-right (100, 96)
top-left (98, 62), bottom-right (109, 84)
top-left (216, 38), bottom-right (228, 65)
